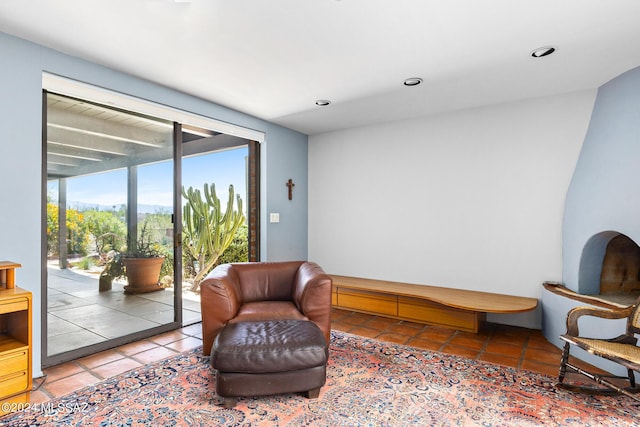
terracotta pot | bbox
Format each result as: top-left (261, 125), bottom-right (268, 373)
top-left (122, 257), bottom-right (164, 294)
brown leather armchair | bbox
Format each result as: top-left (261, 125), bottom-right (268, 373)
top-left (200, 261), bottom-right (333, 356)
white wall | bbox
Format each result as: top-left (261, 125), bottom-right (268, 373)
top-left (309, 90), bottom-right (596, 328)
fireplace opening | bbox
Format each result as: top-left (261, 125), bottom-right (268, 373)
top-left (598, 234), bottom-right (640, 305)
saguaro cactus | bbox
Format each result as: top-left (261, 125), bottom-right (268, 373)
top-left (182, 183), bottom-right (245, 292)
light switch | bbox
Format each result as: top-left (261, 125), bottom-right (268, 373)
top-left (270, 213), bottom-right (280, 223)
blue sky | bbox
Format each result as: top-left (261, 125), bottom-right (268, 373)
top-left (50, 147), bottom-right (248, 212)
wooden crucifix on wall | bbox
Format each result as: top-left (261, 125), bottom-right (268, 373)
top-left (286, 178), bottom-right (295, 200)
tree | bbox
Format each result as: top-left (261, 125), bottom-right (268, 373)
top-left (217, 224), bottom-right (248, 265)
top-left (182, 183), bottom-right (245, 292)
top-left (46, 202), bottom-right (59, 257)
top-left (83, 210), bottom-right (127, 262)
top-left (65, 209), bottom-right (87, 256)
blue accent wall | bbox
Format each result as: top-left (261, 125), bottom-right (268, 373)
top-left (0, 31), bottom-right (308, 375)
top-left (562, 66), bottom-right (640, 293)
top-left (543, 65), bottom-right (640, 375)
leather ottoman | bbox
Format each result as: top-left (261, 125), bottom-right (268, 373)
top-left (211, 319), bottom-right (329, 408)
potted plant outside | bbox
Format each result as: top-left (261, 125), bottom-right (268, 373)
top-left (99, 222), bottom-right (166, 294)
top-left (121, 241), bottom-right (165, 295)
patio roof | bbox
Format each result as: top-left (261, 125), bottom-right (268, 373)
top-left (46, 93), bottom-right (247, 180)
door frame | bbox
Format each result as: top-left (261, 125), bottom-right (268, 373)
top-left (41, 84), bottom-right (261, 367)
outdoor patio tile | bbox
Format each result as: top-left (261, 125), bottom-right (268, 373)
top-left (141, 309), bottom-right (175, 324)
top-left (47, 293), bottom-right (94, 311)
top-left (182, 309), bottom-right (202, 324)
top-left (91, 318), bottom-right (160, 339)
top-left (136, 289), bottom-right (176, 304)
top-left (49, 304), bottom-right (129, 326)
top-left (47, 313), bottom-right (84, 337)
top-left (85, 294), bottom-right (172, 316)
top-left (48, 279), bottom-right (97, 294)
top-left (182, 298), bottom-right (201, 311)
top-left (47, 329), bottom-right (108, 355)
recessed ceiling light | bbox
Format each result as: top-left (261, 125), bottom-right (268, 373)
top-left (315, 100), bottom-right (331, 106)
top-left (403, 77), bottom-right (423, 87)
top-left (530, 46), bottom-right (556, 58)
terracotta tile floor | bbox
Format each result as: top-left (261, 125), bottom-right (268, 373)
top-left (27, 308), bottom-right (592, 405)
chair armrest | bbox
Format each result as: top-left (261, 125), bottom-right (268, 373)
top-left (293, 262), bottom-right (333, 343)
top-left (565, 305), bottom-right (634, 336)
top-left (200, 264), bottom-right (242, 355)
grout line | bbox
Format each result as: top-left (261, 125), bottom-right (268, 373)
top-left (475, 334), bottom-right (491, 360)
top-left (437, 330), bottom-right (458, 353)
top-left (517, 334), bottom-right (530, 370)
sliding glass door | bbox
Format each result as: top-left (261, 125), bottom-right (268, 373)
top-left (44, 92), bottom-right (178, 365)
top-left (43, 91), bottom-right (258, 366)
top-left (180, 125), bottom-right (250, 321)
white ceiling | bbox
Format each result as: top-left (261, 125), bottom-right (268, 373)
top-left (1, 0), bottom-right (640, 135)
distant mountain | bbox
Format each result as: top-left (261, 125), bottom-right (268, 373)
top-left (67, 201), bottom-right (172, 214)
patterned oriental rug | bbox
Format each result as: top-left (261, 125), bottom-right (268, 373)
top-left (2, 331), bottom-right (639, 426)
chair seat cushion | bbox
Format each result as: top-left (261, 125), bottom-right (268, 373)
top-left (230, 301), bottom-right (308, 323)
top-left (211, 320), bottom-right (328, 374)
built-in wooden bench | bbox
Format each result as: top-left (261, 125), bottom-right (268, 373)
top-left (331, 275), bottom-right (538, 333)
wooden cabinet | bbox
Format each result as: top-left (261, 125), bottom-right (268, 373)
top-left (0, 262), bottom-right (32, 416)
top-left (331, 275), bottom-right (537, 333)
top-left (336, 288), bottom-right (398, 316)
top-left (397, 296), bottom-right (485, 332)
top-left (333, 285), bottom-right (484, 332)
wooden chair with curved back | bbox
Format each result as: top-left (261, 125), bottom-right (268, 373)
top-left (558, 299), bottom-right (640, 401)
